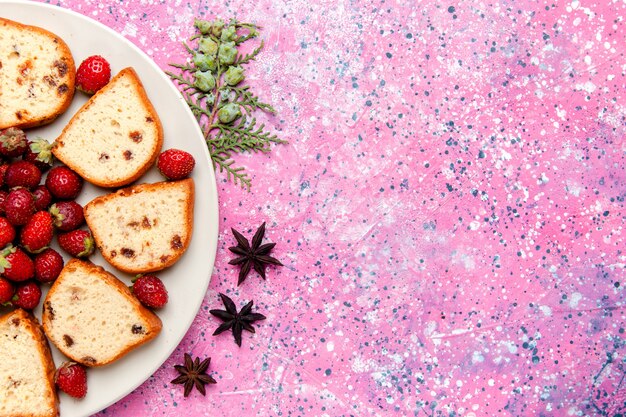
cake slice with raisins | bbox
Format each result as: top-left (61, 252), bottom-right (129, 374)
top-left (0, 309), bottom-right (58, 417)
top-left (52, 67), bottom-right (163, 187)
top-left (0, 17), bottom-right (76, 129)
top-left (84, 178), bottom-right (194, 273)
top-left (42, 259), bottom-right (162, 367)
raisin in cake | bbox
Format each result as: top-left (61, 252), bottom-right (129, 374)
top-left (0, 17), bottom-right (75, 129)
top-left (84, 178), bottom-right (194, 273)
top-left (52, 67), bottom-right (163, 188)
top-left (42, 259), bottom-right (162, 367)
top-left (0, 308), bottom-right (58, 417)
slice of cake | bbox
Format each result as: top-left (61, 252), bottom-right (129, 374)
top-left (42, 259), bottom-right (162, 367)
top-left (0, 308), bottom-right (59, 417)
top-left (84, 178), bottom-right (194, 273)
top-left (0, 17), bottom-right (76, 129)
top-left (52, 67), bottom-right (163, 188)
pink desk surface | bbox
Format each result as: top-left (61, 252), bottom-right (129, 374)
top-left (31, 0), bottom-right (626, 415)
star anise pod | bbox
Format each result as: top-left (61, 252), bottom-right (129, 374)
top-left (228, 222), bottom-right (283, 285)
top-left (171, 353), bottom-right (217, 397)
top-left (209, 293), bottom-right (266, 347)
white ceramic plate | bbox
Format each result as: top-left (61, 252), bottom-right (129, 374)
top-left (0, 1), bottom-right (219, 416)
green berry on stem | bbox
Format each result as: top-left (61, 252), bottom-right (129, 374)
top-left (218, 41), bottom-right (237, 65)
top-left (194, 71), bottom-right (216, 92)
top-left (221, 25), bottom-right (236, 42)
top-left (198, 37), bottom-right (218, 56)
top-left (194, 19), bottom-right (212, 35)
top-left (211, 19), bottom-right (225, 37)
top-left (218, 103), bottom-right (241, 124)
top-left (220, 88), bottom-right (232, 102)
top-left (193, 53), bottom-right (217, 72)
top-left (224, 66), bottom-right (245, 86)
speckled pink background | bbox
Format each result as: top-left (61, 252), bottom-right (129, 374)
top-left (24, 0), bottom-right (626, 415)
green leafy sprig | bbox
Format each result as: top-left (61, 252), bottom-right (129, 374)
top-left (167, 18), bottom-right (286, 190)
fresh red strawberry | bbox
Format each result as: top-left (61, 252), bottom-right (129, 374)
top-left (0, 277), bottom-right (14, 303)
top-left (12, 281), bottom-right (41, 309)
top-left (0, 217), bottom-right (16, 248)
top-left (0, 246), bottom-right (35, 282)
top-left (58, 229), bottom-right (94, 258)
top-left (0, 190), bottom-right (7, 215)
top-left (20, 211), bottom-right (54, 253)
top-left (32, 185), bottom-right (53, 211)
top-left (55, 362), bottom-right (88, 398)
top-left (4, 160), bottom-right (42, 189)
top-left (23, 138), bottom-right (54, 172)
top-left (0, 164), bottom-right (9, 188)
top-left (45, 166), bottom-right (83, 200)
top-left (49, 201), bottom-right (85, 232)
top-left (34, 248), bottom-right (64, 283)
top-left (5, 188), bottom-right (35, 226)
top-left (157, 149), bottom-right (195, 180)
top-left (76, 55), bottom-right (111, 95)
top-left (131, 274), bottom-right (168, 308)
top-left (0, 127), bottom-right (28, 158)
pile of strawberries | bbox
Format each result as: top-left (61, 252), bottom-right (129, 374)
top-left (0, 127), bottom-right (92, 311)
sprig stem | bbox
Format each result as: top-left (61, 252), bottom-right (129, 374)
top-left (167, 18), bottom-right (286, 190)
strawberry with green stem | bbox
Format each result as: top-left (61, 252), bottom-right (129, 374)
top-left (45, 166), bottom-right (83, 200)
top-left (34, 248), bottom-right (64, 283)
top-left (0, 191), bottom-right (8, 215)
top-left (20, 211), bottom-right (54, 253)
top-left (76, 55), bottom-right (111, 95)
top-left (32, 185), bottom-right (53, 211)
top-left (0, 217), bottom-right (16, 248)
top-left (0, 245), bottom-right (35, 282)
top-left (57, 229), bottom-right (94, 258)
top-left (12, 281), bottom-right (41, 310)
top-left (4, 161), bottom-right (42, 190)
top-left (5, 188), bottom-right (35, 226)
top-left (55, 362), bottom-right (88, 398)
top-left (131, 274), bottom-right (168, 308)
top-left (0, 127), bottom-right (28, 158)
top-left (23, 138), bottom-right (55, 172)
top-left (0, 277), bottom-right (14, 304)
top-left (157, 149), bottom-right (195, 180)
top-left (49, 201), bottom-right (85, 232)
